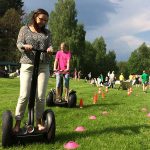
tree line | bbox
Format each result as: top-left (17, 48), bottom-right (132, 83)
top-left (0, 0), bottom-right (150, 78)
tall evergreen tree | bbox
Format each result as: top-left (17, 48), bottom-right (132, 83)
top-left (92, 37), bottom-right (107, 75)
top-left (0, 0), bottom-right (24, 17)
top-left (0, 0), bottom-right (23, 63)
top-left (0, 0), bottom-right (8, 16)
top-left (93, 37), bottom-right (107, 60)
top-left (81, 41), bottom-right (96, 76)
top-left (117, 61), bottom-right (129, 79)
top-left (128, 42), bottom-right (150, 74)
top-left (105, 50), bottom-right (118, 75)
top-left (0, 8), bottom-right (21, 62)
top-left (89, 37), bottom-right (118, 77)
top-left (49, 0), bottom-right (77, 49)
top-left (49, 0), bottom-right (85, 70)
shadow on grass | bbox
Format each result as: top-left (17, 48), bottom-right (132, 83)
top-left (56, 124), bottom-right (150, 143)
top-left (1, 124), bottom-right (149, 148)
top-left (84, 102), bottom-right (125, 108)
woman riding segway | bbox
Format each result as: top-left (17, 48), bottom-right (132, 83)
top-left (2, 8), bottom-right (55, 147)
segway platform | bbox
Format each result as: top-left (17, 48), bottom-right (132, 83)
top-left (46, 89), bottom-right (77, 108)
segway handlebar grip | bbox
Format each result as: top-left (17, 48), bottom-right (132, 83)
top-left (21, 47), bottom-right (56, 55)
top-left (53, 70), bottom-right (69, 74)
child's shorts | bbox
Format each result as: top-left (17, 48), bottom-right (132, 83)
top-left (143, 81), bottom-right (148, 86)
top-left (56, 73), bottom-right (69, 88)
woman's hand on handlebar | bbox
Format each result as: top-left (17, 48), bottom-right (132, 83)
top-left (53, 69), bottom-right (58, 72)
top-left (23, 44), bottom-right (33, 51)
top-left (47, 46), bottom-right (53, 54)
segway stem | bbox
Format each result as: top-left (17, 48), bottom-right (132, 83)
top-left (28, 50), bottom-right (41, 126)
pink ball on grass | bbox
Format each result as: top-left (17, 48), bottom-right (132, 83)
top-left (75, 126), bottom-right (86, 132)
top-left (89, 115), bottom-right (96, 120)
top-left (64, 141), bottom-right (79, 149)
top-left (147, 113), bottom-right (150, 117)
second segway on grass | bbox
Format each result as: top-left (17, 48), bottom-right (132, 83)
top-left (46, 70), bottom-right (77, 108)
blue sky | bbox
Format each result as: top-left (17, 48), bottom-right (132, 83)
top-left (22, 0), bottom-right (150, 61)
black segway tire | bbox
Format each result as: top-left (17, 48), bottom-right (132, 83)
top-left (42, 109), bottom-right (55, 142)
top-left (2, 110), bottom-right (14, 147)
top-left (46, 91), bottom-right (55, 107)
top-left (68, 93), bottom-right (77, 108)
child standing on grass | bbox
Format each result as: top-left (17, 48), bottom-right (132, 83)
top-left (53, 42), bottom-right (71, 102)
top-left (141, 70), bottom-right (149, 93)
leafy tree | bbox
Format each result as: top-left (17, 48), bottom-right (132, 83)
top-left (0, 0), bottom-right (23, 63)
top-left (81, 41), bottom-right (96, 76)
top-left (93, 37), bottom-right (106, 60)
top-left (128, 43), bottom-right (150, 74)
top-left (128, 50), bottom-right (139, 74)
top-left (71, 24), bottom-right (86, 70)
top-left (0, 0), bottom-right (24, 17)
top-left (105, 50), bottom-right (118, 75)
top-left (0, 8), bottom-right (21, 62)
top-left (76, 36), bottom-right (118, 78)
top-left (117, 61), bottom-right (129, 79)
top-left (0, 0), bottom-right (8, 16)
top-left (92, 37), bottom-right (107, 76)
top-left (49, 0), bottom-right (77, 49)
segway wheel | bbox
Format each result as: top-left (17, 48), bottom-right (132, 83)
top-left (2, 110), bottom-right (14, 147)
top-left (42, 109), bottom-right (55, 142)
top-left (46, 91), bottom-right (55, 107)
top-left (68, 93), bottom-right (77, 108)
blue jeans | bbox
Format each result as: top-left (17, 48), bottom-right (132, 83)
top-left (56, 73), bottom-right (69, 88)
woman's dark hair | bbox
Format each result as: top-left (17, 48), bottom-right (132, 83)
top-left (30, 8), bottom-right (49, 34)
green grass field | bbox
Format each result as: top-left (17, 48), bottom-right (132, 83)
top-left (0, 78), bottom-right (150, 150)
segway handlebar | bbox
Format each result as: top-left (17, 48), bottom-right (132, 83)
top-left (53, 70), bottom-right (69, 74)
top-left (32, 48), bottom-right (56, 55)
top-left (21, 47), bottom-right (56, 55)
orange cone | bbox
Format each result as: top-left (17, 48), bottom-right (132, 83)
top-left (127, 89), bottom-right (130, 96)
top-left (98, 88), bottom-right (101, 94)
top-left (102, 92), bottom-right (105, 99)
top-left (105, 87), bottom-right (108, 93)
top-left (130, 87), bottom-right (132, 93)
top-left (79, 98), bottom-right (83, 108)
top-left (93, 94), bottom-right (97, 104)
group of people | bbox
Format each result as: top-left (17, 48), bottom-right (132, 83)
top-left (129, 71), bottom-right (149, 92)
top-left (86, 70), bottom-right (150, 93)
top-left (87, 71), bottom-right (116, 88)
top-left (13, 9), bottom-right (71, 133)
top-left (115, 71), bottom-right (149, 92)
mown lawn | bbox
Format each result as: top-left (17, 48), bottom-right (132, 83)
top-left (0, 77), bottom-right (150, 150)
